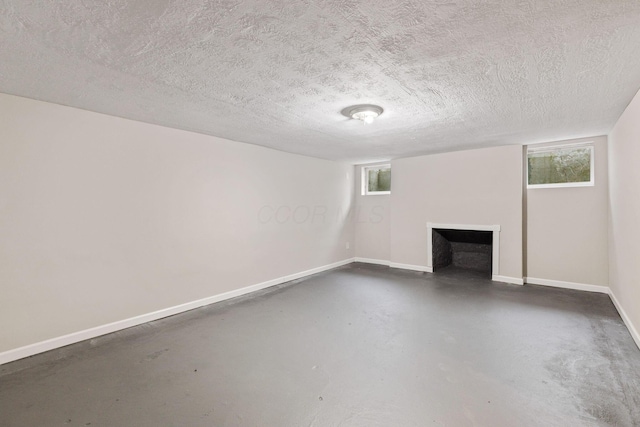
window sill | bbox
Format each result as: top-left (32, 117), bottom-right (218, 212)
top-left (527, 181), bottom-right (594, 189)
top-left (363, 191), bottom-right (391, 196)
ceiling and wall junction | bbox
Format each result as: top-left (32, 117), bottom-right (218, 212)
top-left (1, 0), bottom-right (640, 163)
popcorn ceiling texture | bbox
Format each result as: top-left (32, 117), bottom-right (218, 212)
top-left (1, 0), bottom-right (640, 162)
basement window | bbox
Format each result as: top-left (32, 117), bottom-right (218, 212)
top-left (362, 164), bottom-right (391, 195)
top-left (527, 143), bottom-right (594, 188)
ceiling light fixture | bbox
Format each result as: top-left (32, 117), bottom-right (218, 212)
top-left (343, 104), bottom-right (384, 125)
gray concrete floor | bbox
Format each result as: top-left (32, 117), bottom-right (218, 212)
top-left (1, 263), bottom-right (640, 426)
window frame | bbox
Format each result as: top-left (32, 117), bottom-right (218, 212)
top-left (362, 163), bottom-right (391, 196)
top-left (526, 142), bottom-right (595, 189)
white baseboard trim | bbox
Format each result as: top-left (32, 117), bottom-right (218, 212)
top-left (492, 275), bottom-right (524, 285)
top-left (353, 257), bottom-right (390, 266)
top-left (389, 262), bottom-right (432, 273)
top-left (524, 277), bottom-right (609, 294)
top-left (6, 260), bottom-right (636, 365)
top-left (608, 290), bottom-right (640, 351)
top-left (355, 258), bottom-right (520, 282)
top-left (354, 258), bottom-right (432, 273)
top-left (0, 258), bottom-right (355, 366)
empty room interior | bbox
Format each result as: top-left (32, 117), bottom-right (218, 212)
top-left (2, 1), bottom-right (640, 426)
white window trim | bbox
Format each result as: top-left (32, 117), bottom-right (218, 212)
top-left (362, 163), bottom-right (391, 196)
top-left (526, 142), bottom-right (594, 189)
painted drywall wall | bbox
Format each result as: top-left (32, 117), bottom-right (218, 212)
top-left (354, 164), bottom-right (390, 262)
top-left (526, 136), bottom-right (609, 287)
top-left (0, 93), bottom-right (354, 354)
top-left (389, 145), bottom-right (523, 280)
top-left (609, 88), bottom-right (640, 344)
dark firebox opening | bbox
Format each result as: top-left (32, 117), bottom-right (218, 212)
top-left (432, 229), bottom-right (492, 275)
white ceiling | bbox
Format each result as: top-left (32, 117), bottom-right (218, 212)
top-left (1, 1), bottom-right (640, 163)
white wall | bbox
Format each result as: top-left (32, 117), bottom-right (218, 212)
top-left (389, 145), bottom-right (523, 280)
top-left (354, 164), bottom-right (390, 262)
top-left (526, 136), bottom-right (609, 287)
top-left (0, 93), bottom-right (354, 354)
top-left (609, 88), bottom-right (640, 346)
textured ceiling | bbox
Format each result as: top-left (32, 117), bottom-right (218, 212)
top-left (1, 1), bottom-right (640, 163)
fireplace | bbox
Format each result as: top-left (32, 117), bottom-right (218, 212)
top-left (432, 228), bottom-right (492, 274)
top-left (426, 223), bottom-right (501, 280)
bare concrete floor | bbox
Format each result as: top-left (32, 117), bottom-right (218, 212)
top-left (1, 263), bottom-right (640, 426)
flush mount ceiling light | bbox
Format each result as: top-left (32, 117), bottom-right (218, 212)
top-left (342, 104), bottom-right (384, 124)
